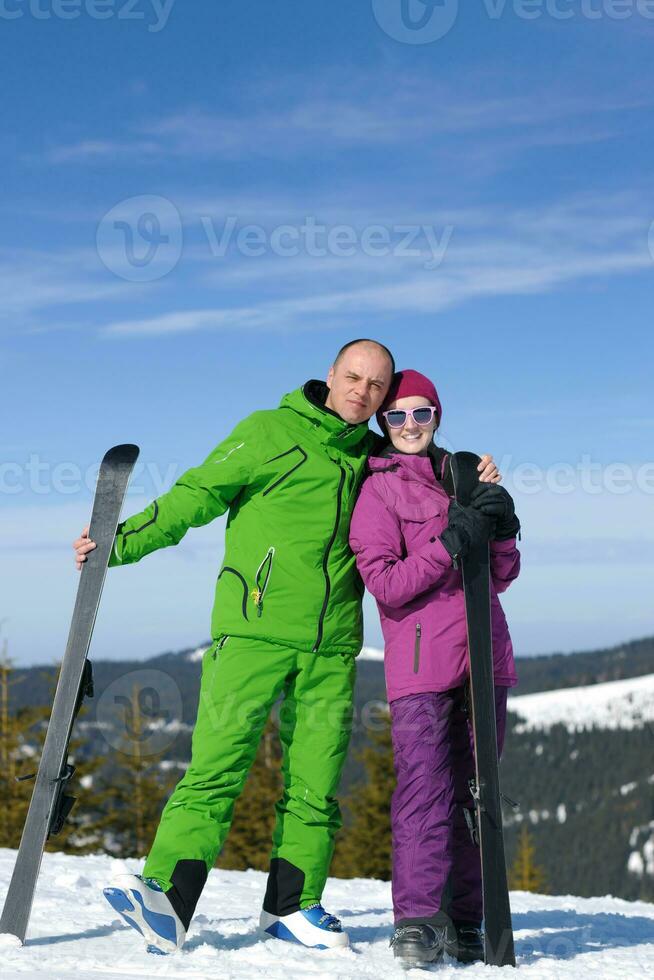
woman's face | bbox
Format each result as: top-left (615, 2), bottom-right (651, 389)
top-left (385, 395), bottom-right (438, 455)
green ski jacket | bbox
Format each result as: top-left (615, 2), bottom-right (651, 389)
top-left (109, 381), bottom-right (380, 654)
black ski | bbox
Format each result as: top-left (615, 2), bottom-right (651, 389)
top-left (0, 443), bottom-right (139, 943)
top-left (449, 451), bottom-right (516, 967)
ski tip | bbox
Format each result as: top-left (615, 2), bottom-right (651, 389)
top-left (448, 451), bottom-right (483, 503)
top-left (101, 444), bottom-right (140, 467)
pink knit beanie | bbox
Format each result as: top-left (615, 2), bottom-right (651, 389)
top-left (376, 369), bottom-right (443, 432)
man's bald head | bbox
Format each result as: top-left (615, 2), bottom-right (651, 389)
top-left (333, 338), bottom-right (395, 376)
top-left (325, 339), bottom-right (395, 425)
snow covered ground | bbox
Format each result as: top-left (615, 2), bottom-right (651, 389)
top-left (1, 851), bottom-right (653, 979)
top-left (508, 673), bottom-right (654, 732)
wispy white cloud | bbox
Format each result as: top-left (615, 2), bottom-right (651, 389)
top-left (100, 252), bottom-right (647, 338)
top-left (611, 417), bottom-right (654, 429)
top-left (0, 247), bottom-right (139, 327)
top-left (521, 537), bottom-right (654, 565)
top-left (48, 139), bottom-right (160, 164)
top-left (43, 76), bottom-right (653, 165)
top-left (4, 188), bottom-right (651, 340)
top-left (98, 189), bottom-right (653, 337)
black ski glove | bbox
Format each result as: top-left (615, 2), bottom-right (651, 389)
top-left (469, 483), bottom-right (521, 542)
top-left (469, 482), bottom-right (514, 519)
top-left (439, 501), bottom-right (495, 562)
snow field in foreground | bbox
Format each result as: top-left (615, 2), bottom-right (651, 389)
top-left (0, 850), bottom-right (653, 979)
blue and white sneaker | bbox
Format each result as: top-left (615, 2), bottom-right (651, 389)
top-left (260, 903), bottom-right (349, 949)
top-left (103, 873), bottom-right (186, 955)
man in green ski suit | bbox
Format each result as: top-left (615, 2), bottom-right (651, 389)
top-left (73, 339), bottom-right (498, 954)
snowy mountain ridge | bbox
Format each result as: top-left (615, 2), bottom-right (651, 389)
top-left (185, 644), bottom-right (386, 663)
top-left (186, 645), bottom-right (654, 731)
top-left (508, 672), bottom-right (654, 732)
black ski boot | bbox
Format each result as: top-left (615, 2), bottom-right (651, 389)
top-left (390, 923), bottom-right (446, 966)
top-left (444, 921), bottom-right (484, 963)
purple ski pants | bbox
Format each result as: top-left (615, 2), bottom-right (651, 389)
top-left (389, 684), bottom-right (508, 926)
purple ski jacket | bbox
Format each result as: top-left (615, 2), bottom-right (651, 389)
top-left (349, 447), bottom-right (520, 703)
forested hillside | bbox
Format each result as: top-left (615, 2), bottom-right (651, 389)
top-left (2, 635), bottom-right (652, 900)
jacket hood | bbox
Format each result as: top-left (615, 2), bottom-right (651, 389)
top-left (279, 380), bottom-right (374, 450)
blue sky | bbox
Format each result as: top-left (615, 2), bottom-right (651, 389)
top-left (2, 2), bottom-right (653, 666)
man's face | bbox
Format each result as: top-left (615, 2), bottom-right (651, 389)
top-left (325, 344), bottom-right (393, 424)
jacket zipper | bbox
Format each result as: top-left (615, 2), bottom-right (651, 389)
top-left (313, 464), bottom-right (346, 652)
top-left (413, 622), bottom-right (422, 674)
top-left (212, 634), bottom-right (230, 660)
top-left (344, 460), bottom-right (357, 498)
top-left (251, 546), bottom-right (275, 617)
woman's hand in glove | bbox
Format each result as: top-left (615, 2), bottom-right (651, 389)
top-left (469, 482), bottom-right (515, 520)
top-left (439, 501), bottom-right (495, 561)
top-left (469, 483), bottom-right (520, 541)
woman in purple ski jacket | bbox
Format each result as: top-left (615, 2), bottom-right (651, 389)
top-left (349, 369), bottom-right (521, 967)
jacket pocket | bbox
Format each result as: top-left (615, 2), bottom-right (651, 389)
top-left (214, 634), bottom-right (230, 659)
top-left (395, 498), bottom-right (443, 523)
top-left (263, 446), bottom-right (308, 496)
top-left (413, 622), bottom-right (422, 674)
top-left (218, 566), bottom-right (250, 621)
top-left (251, 547), bottom-right (275, 618)
top-left (207, 634), bottom-right (230, 665)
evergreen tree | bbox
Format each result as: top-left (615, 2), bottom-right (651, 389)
top-left (45, 731), bottom-right (111, 855)
top-left (332, 715), bottom-right (394, 880)
top-left (217, 719), bottom-right (283, 871)
top-left (508, 824), bottom-right (548, 893)
top-left (98, 683), bottom-right (179, 858)
top-left (0, 636), bottom-right (48, 848)
top-left (41, 660), bottom-right (110, 855)
top-left (0, 642), bottom-right (109, 855)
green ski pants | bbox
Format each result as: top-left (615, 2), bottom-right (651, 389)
top-left (143, 635), bottom-right (356, 926)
